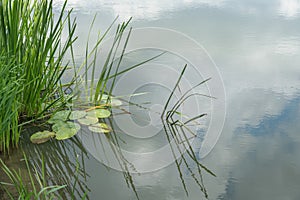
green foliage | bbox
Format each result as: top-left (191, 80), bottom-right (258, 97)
top-left (161, 65), bottom-right (215, 198)
top-left (0, 0), bottom-right (76, 152)
top-left (0, 0), bottom-right (162, 152)
top-left (30, 106), bottom-right (113, 144)
top-left (0, 0), bottom-right (76, 117)
top-left (0, 53), bottom-right (22, 151)
top-left (30, 131), bottom-right (56, 144)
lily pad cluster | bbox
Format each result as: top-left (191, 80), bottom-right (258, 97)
top-left (30, 108), bottom-right (113, 144)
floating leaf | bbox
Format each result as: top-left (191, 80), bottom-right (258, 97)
top-left (87, 109), bottom-right (111, 118)
top-left (78, 116), bottom-right (98, 126)
top-left (52, 121), bottom-right (66, 132)
top-left (30, 131), bottom-right (55, 144)
top-left (52, 121), bottom-right (80, 132)
top-left (55, 122), bottom-right (81, 140)
top-left (48, 110), bottom-right (70, 124)
top-left (88, 123), bottom-right (111, 133)
top-left (55, 128), bottom-right (78, 140)
top-left (69, 110), bottom-right (86, 120)
top-left (110, 99), bottom-right (122, 106)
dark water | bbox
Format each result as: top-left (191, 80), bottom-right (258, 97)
top-left (3, 1), bottom-right (300, 200)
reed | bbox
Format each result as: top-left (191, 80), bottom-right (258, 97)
top-left (0, 53), bottom-right (22, 151)
top-left (0, 0), bottom-right (77, 152)
top-left (0, 0), bottom-right (76, 117)
top-left (161, 65), bottom-right (216, 198)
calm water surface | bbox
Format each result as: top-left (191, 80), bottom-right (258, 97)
top-left (16, 1), bottom-right (300, 200)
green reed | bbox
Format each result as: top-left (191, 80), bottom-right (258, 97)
top-left (0, 0), bottom-right (76, 117)
top-left (0, 53), bottom-right (22, 151)
top-left (0, 0), bottom-right (77, 152)
top-left (161, 65), bottom-right (216, 199)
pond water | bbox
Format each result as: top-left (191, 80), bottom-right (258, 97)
top-left (3, 0), bottom-right (300, 200)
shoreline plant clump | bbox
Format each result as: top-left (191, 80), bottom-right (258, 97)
top-left (0, 0), bottom-right (161, 151)
top-left (0, 0), bottom-right (76, 152)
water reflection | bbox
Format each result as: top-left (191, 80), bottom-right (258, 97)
top-left (53, 0), bottom-right (300, 21)
top-left (219, 92), bottom-right (300, 200)
top-left (274, 36), bottom-right (300, 55)
top-left (202, 89), bottom-right (300, 200)
top-left (54, 0), bottom-right (227, 20)
top-left (51, 0), bottom-right (300, 199)
top-left (278, 0), bottom-right (300, 18)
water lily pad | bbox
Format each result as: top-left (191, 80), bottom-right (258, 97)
top-left (54, 122), bottom-right (81, 140)
top-left (87, 109), bottom-right (111, 118)
top-left (55, 128), bottom-right (77, 140)
top-left (48, 110), bottom-right (70, 124)
top-left (30, 131), bottom-right (55, 144)
top-left (69, 110), bottom-right (86, 120)
top-left (110, 99), bottom-right (122, 106)
top-left (52, 121), bottom-right (66, 132)
top-left (52, 121), bottom-right (80, 132)
top-left (88, 123), bottom-right (111, 133)
top-left (77, 116), bottom-right (98, 126)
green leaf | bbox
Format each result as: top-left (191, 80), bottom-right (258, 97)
top-left (110, 99), bottom-right (122, 106)
top-left (87, 109), bottom-right (111, 118)
top-left (77, 116), bottom-right (98, 126)
top-left (48, 110), bottom-right (70, 124)
top-left (52, 121), bottom-right (65, 132)
top-left (30, 131), bottom-right (56, 144)
top-left (52, 121), bottom-right (80, 132)
top-left (69, 110), bottom-right (86, 120)
top-left (88, 123), bottom-right (111, 133)
top-left (54, 122), bottom-right (81, 140)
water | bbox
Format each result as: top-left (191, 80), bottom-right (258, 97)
top-left (3, 0), bottom-right (300, 199)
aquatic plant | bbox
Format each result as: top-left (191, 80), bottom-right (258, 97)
top-left (0, 0), bottom-right (76, 116)
top-left (162, 65), bottom-right (216, 198)
top-left (0, 0), bottom-right (76, 152)
top-left (30, 108), bottom-right (114, 144)
top-left (26, 12), bottom-right (163, 144)
top-left (0, 53), bottom-right (22, 151)
top-left (0, 0), bottom-right (163, 151)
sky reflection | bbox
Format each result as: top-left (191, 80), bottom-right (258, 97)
top-left (52, 0), bottom-right (300, 199)
top-left (54, 0), bottom-right (300, 20)
top-left (278, 0), bottom-right (300, 18)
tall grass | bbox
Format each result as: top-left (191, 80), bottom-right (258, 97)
top-left (0, 0), bottom-right (76, 117)
top-left (0, 53), bottom-right (22, 151)
top-left (0, 0), bottom-right (76, 152)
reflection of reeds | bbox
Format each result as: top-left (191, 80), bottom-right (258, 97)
top-left (79, 117), bottom-right (140, 200)
top-left (0, 153), bottom-right (66, 199)
top-left (162, 65), bottom-right (216, 199)
top-left (21, 126), bottom-right (90, 199)
top-left (107, 117), bottom-right (140, 199)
